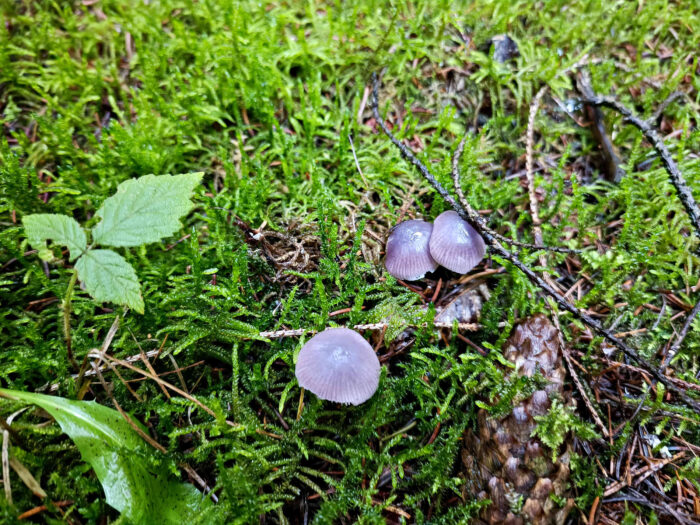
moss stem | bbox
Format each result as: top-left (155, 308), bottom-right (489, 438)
top-left (62, 271), bottom-right (79, 371)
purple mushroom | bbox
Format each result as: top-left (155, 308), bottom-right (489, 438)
top-left (295, 328), bottom-right (380, 405)
top-left (384, 219), bottom-right (439, 281)
top-left (429, 210), bottom-right (485, 274)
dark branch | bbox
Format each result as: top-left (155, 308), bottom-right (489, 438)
top-left (579, 95), bottom-right (700, 242)
top-left (649, 91), bottom-right (686, 124)
top-left (660, 300), bottom-right (700, 372)
top-left (576, 71), bottom-right (625, 183)
top-left (371, 73), bottom-right (700, 412)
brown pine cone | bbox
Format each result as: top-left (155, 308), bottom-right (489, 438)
top-left (462, 314), bottom-right (574, 525)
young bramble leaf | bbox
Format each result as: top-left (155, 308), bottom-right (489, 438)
top-left (92, 172), bottom-right (203, 247)
top-left (0, 388), bottom-right (209, 524)
top-left (75, 249), bottom-right (144, 313)
top-left (38, 247), bottom-right (56, 262)
top-left (22, 213), bottom-right (87, 261)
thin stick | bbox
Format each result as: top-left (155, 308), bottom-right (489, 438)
top-left (571, 350), bottom-right (700, 393)
top-left (2, 417), bottom-right (10, 505)
top-left (348, 134), bottom-right (369, 186)
top-left (0, 416), bottom-right (21, 445)
top-left (579, 95), bottom-right (700, 240)
top-left (603, 451), bottom-right (685, 497)
top-left (450, 135), bottom-right (472, 213)
top-left (167, 354), bottom-right (189, 394)
top-left (50, 320), bottom-right (504, 392)
top-left (2, 409), bottom-right (28, 506)
top-left (525, 86), bottom-right (560, 291)
top-left (127, 328), bottom-right (170, 400)
top-left (659, 300), bottom-right (700, 371)
top-left (525, 86), bottom-right (549, 238)
top-left (88, 350), bottom-right (222, 420)
top-left (550, 302), bottom-right (609, 437)
top-left (91, 360), bottom-right (167, 453)
top-left (16, 500), bottom-right (73, 520)
top-left (648, 91), bottom-right (686, 124)
top-left (76, 314), bottom-right (121, 398)
top-left (371, 73), bottom-right (700, 412)
top-left (62, 272), bottom-right (79, 371)
top-left (636, 297), bottom-right (700, 417)
top-left (91, 360), bottom-right (218, 502)
top-left (256, 321), bottom-right (490, 340)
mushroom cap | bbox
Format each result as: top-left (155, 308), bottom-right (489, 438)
top-left (384, 219), bottom-right (439, 281)
top-left (429, 210), bottom-right (486, 274)
top-left (295, 328), bottom-right (380, 405)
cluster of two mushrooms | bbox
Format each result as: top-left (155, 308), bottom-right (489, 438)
top-left (295, 211), bottom-right (486, 406)
top-left (385, 210), bottom-right (486, 281)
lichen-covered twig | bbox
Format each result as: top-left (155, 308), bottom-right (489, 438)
top-left (525, 86), bottom-right (549, 238)
top-left (50, 320), bottom-right (497, 392)
top-left (525, 85), bottom-right (565, 291)
top-left (371, 73), bottom-right (700, 412)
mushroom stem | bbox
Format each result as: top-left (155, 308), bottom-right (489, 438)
top-left (296, 388), bottom-right (305, 421)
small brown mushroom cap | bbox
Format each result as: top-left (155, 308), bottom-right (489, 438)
top-left (428, 210), bottom-right (485, 274)
top-left (384, 219), bottom-right (438, 281)
top-left (295, 328), bottom-right (380, 405)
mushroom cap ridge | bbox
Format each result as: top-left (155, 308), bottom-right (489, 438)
top-left (295, 327), bottom-right (380, 405)
top-left (384, 219), bottom-right (439, 281)
top-left (429, 210), bottom-right (486, 274)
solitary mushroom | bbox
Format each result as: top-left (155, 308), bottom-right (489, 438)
top-left (429, 210), bottom-right (485, 274)
top-left (295, 328), bottom-right (380, 405)
top-left (384, 219), bottom-right (438, 281)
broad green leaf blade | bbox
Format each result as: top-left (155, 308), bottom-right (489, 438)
top-left (22, 213), bottom-right (87, 261)
top-left (92, 173), bottom-right (202, 247)
top-left (0, 389), bottom-right (209, 524)
top-left (75, 249), bottom-right (144, 313)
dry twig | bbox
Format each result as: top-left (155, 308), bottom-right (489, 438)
top-left (648, 91), bottom-right (686, 125)
top-left (1, 409), bottom-right (28, 506)
top-left (90, 358), bottom-right (218, 501)
top-left (550, 304), bottom-right (609, 437)
top-left (525, 85), bottom-right (563, 292)
top-left (348, 134), bottom-right (369, 186)
top-left (660, 300), bottom-right (700, 371)
top-left (87, 349), bottom-right (225, 421)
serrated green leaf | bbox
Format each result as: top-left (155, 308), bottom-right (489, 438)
top-left (0, 388), bottom-right (210, 524)
top-left (22, 213), bottom-right (87, 261)
top-left (75, 249), bottom-right (144, 313)
top-left (92, 173), bottom-right (202, 247)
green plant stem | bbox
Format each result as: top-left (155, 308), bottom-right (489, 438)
top-left (296, 388), bottom-right (305, 421)
top-left (63, 271), bottom-right (79, 371)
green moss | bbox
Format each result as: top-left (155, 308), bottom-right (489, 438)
top-left (1, 0), bottom-right (699, 522)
